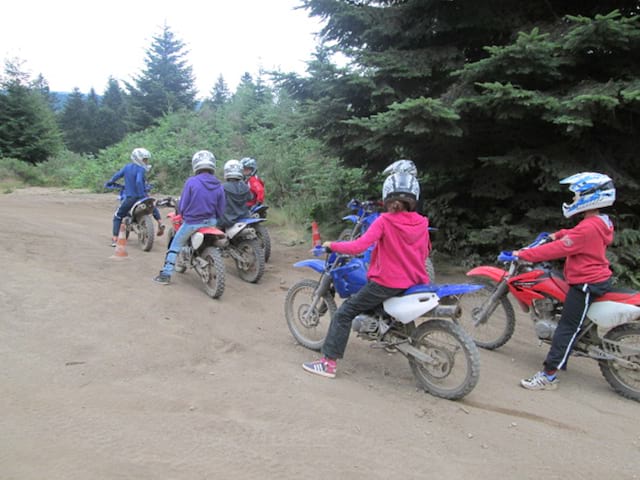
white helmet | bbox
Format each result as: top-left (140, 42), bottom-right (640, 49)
top-left (131, 148), bottom-right (151, 168)
top-left (382, 159), bottom-right (417, 177)
top-left (224, 159), bottom-right (244, 180)
top-left (382, 172), bottom-right (420, 211)
top-left (560, 172), bottom-right (615, 218)
top-left (192, 150), bottom-right (216, 173)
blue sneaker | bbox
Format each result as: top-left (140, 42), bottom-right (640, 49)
top-left (302, 358), bottom-right (337, 378)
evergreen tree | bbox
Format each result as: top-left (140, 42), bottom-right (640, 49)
top-left (58, 88), bottom-right (91, 153)
top-left (0, 59), bottom-right (63, 163)
top-left (97, 77), bottom-right (128, 148)
top-left (126, 24), bottom-right (197, 131)
top-left (209, 74), bottom-right (230, 109)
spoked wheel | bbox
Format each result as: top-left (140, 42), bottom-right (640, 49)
top-left (454, 277), bottom-right (516, 350)
top-left (234, 239), bottom-right (265, 283)
top-left (425, 257), bottom-right (436, 283)
top-left (409, 319), bottom-right (480, 400)
top-left (138, 215), bottom-right (155, 251)
top-left (338, 227), bottom-right (355, 241)
top-left (284, 279), bottom-right (336, 351)
top-left (254, 224), bottom-right (271, 263)
top-left (200, 247), bottom-right (225, 299)
top-left (599, 323), bottom-right (640, 402)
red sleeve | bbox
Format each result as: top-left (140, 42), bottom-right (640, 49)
top-left (249, 177), bottom-right (265, 203)
top-left (518, 226), bottom-right (585, 263)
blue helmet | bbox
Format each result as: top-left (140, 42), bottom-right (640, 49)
top-left (560, 172), bottom-right (615, 218)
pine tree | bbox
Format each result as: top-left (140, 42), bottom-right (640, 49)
top-left (0, 59), bottom-right (63, 163)
top-left (288, 0), bottom-right (640, 283)
top-left (126, 24), bottom-right (197, 131)
top-left (97, 77), bottom-right (128, 148)
top-left (58, 88), bottom-right (91, 153)
top-left (209, 74), bottom-right (230, 109)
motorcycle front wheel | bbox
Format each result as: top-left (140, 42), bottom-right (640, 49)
top-left (285, 279), bottom-right (336, 351)
top-left (138, 215), bottom-right (155, 252)
top-left (599, 322), bottom-right (640, 402)
top-left (409, 319), bottom-right (480, 400)
top-left (454, 277), bottom-right (516, 350)
top-left (234, 238), bottom-right (265, 283)
top-left (200, 247), bottom-right (225, 299)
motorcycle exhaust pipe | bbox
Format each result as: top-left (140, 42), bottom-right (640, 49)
top-left (423, 304), bottom-right (461, 319)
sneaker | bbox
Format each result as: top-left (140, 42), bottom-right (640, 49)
top-left (111, 237), bottom-right (118, 247)
top-left (153, 273), bottom-right (171, 285)
top-left (157, 224), bottom-right (166, 237)
top-left (520, 371), bottom-right (558, 391)
top-left (302, 358), bottom-right (337, 379)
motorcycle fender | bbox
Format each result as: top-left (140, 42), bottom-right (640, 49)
top-left (466, 266), bottom-right (508, 283)
top-left (383, 293), bottom-right (440, 324)
top-left (293, 259), bottom-right (325, 274)
top-left (342, 215), bottom-right (359, 223)
top-left (226, 222), bottom-right (247, 239)
top-left (588, 301), bottom-right (640, 330)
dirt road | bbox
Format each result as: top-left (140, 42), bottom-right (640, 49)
top-left (1, 188), bottom-right (638, 480)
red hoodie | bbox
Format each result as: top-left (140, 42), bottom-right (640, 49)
top-left (517, 214), bottom-right (614, 285)
top-left (329, 211), bottom-right (430, 288)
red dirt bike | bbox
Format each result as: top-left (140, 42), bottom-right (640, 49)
top-left (156, 197), bottom-right (226, 299)
top-left (457, 233), bottom-right (640, 402)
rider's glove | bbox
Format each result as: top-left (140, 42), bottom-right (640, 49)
top-left (104, 181), bottom-right (113, 189)
top-left (498, 251), bottom-right (518, 263)
top-left (533, 232), bottom-right (551, 244)
top-left (312, 245), bottom-right (327, 256)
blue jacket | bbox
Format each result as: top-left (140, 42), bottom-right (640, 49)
top-left (108, 163), bottom-right (147, 198)
top-left (178, 172), bottom-right (226, 224)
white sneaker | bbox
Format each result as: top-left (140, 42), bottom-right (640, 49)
top-left (520, 371), bottom-right (558, 390)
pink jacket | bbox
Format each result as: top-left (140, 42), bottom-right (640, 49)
top-left (518, 215), bottom-right (614, 285)
top-left (329, 211), bottom-right (430, 288)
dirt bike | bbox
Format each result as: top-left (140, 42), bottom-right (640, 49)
top-left (285, 246), bottom-right (481, 400)
top-left (156, 197), bottom-right (226, 299)
top-left (338, 197), bottom-right (436, 282)
top-left (159, 197), bottom-right (266, 286)
top-left (249, 203), bottom-right (271, 263)
top-left (458, 233), bottom-right (640, 402)
top-left (106, 182), bottom-right (157, 251)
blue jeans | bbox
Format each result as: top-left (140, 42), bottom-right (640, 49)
top-left (321, 281), bottom-right (405, 360)
top-left (160, 218), bottom-right (218, 277)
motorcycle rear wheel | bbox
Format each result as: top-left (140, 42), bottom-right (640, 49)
top-left (138, 215), bottom-right (155, 252)
top-left (425, 257), bottom-right (436, 283)
top-left (409, 319), bottom-right (480, 400)
top-left (201, 246), bottom-right (225, 299)
top-left (253, 223), bottom-right (271, 263)
top-left (234, 238), bottom-right (265, 283)
top-left (454, 277), bottom-right (516, 350)
top-left (599, 322), bottom-right (640, 402)
top-left (285, 279), bottom-right (337, 351)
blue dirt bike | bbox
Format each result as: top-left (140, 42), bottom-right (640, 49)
top-left (249, 203), bottom-right (271, 263)
top-left (338, 198), bottom-right (437, 282)
top-left (106, 182), bottom-right (158, 252)
top-left (284, 246), bottom-right (481, 400)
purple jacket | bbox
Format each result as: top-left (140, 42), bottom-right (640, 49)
top-left (178, 172), bottom-right (226, 224)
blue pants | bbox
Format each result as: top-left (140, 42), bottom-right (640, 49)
top-left (112, 197), bottom-right (161, 236)
top-left (321, 281), bottom-right (405, 360)
top-left (160, 218), bottom-right (218, 277)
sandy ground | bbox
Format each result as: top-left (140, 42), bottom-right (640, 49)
top-left (0, 187), bottom-right (639, 480)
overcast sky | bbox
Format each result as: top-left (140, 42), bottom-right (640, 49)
top-left (0, 0), bottom-right (324, 97)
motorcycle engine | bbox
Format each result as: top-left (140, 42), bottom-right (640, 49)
top-left (352, 314), bottom-right (379, 334)
top-left (531, 298), bottom-right (559, 340)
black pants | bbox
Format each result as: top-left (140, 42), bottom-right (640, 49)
top-left (543, 278), bottom-right (612, 372)
top-left (321, 281), bottom-right (405, 360)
